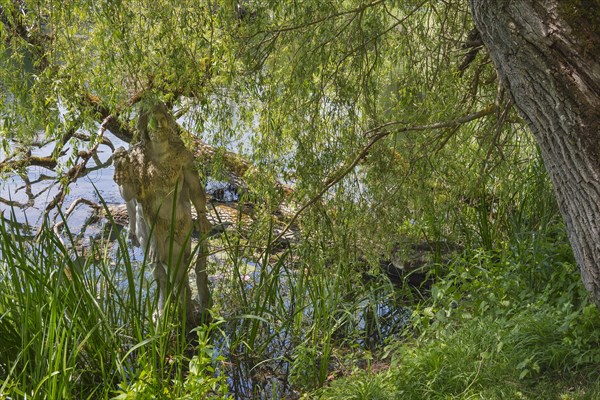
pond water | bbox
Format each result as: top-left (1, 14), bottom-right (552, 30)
top-left (0, 132), bottom-right (126, 233)
top-left (0, 132), bottom-right (409, 399)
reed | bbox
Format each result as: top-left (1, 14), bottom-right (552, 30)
top-left (0, 208), bottom-right (229, 399)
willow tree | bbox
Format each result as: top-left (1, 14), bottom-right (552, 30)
top-left (470, 1), bottom-right (600, 306)
top-left (1, 1), bottom-right (574, 294)
top-left (1, 1), bottom-right (510, 243)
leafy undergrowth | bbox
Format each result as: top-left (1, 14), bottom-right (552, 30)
top-left (315, 228), bottom-right (600, 400)
top-left (318, 308), bottom-right (600, 399)
top-left (2, 152), bottom-right (600, 399)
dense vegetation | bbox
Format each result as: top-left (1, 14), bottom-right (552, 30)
top-left (1, 1), bottom-right (599, 398)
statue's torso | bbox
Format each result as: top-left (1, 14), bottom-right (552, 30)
top-left (117, 142), bottom-right (193, 242)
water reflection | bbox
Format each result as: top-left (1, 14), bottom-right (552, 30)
top-left (0, 131), bottom-right (410, 399)
top-left (0, 131), bottom-right (128, 232)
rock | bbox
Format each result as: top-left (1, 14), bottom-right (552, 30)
top-left (380, 241), bottom-right (463, 289)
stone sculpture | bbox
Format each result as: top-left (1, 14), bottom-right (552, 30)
top-left (113, 101), bottom-right (211, 325)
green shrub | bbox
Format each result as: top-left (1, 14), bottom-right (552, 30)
top-left (317, 222), bottom-right (600, 400)
top-left (319, 306), bottom-right (600, 400)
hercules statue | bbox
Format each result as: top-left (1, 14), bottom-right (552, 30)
top-left (113, 101), bottom-right (212, 326)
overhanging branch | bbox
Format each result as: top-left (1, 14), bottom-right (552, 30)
top-left (36, 116), bottom-right (112, 238)
top-left (270, 104), bottom-right (498, 245)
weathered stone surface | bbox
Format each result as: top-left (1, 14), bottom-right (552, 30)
top-left (113, 101), bottom-right (212, 325)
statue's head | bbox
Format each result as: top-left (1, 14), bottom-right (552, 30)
top-left (112, 146), bottom-right (128, 167)
top-left (137, 100), bottom-right (177, 144)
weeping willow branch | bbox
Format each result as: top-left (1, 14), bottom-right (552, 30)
top-left (245, 0), bottom-right (388, 39)
top-left (270, 104), bottom-right (499, 245)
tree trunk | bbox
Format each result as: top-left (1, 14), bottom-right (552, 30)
top-left (469, 1), bottom-right (600, 305)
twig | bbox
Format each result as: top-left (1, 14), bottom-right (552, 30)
top-left (52, 197), bottom-right (102, 244)
top-left (36, 117), bottom-right (111, 239)
top-left (73, 132), bottom-right (116, 151)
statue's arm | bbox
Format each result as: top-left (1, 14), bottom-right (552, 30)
top-left (113, 148), bottom-right (140, 246)
top-left (119, 182), bottom-right (135, 202)
top-left (183, 156), bottom-right (211, 233)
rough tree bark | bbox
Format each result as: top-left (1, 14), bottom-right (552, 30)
top-left (469, 1), bottom-right (600, 305)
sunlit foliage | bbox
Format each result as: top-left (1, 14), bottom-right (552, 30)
top-left (2, 1), bottom-right (594, 398)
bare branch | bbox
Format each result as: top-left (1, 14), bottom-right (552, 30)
top-left (36, 117), bottom-right (111, 238)
top-left (81, 94), bottom-right (136, 142)
top-left (0, 196), bottom-right (30, 208)
top-left (52, 198), bottom-right (101, 239)
top-left (270, 105), bottom-right (499, 245)
top-left (0, 155), bottom-right (58, 172)
top-left (73, 132), bottom-right (115, 152)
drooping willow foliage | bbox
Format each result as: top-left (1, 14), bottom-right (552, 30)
top-left (1, 3), bottom-right (573, 398)
top-left (0, 0), bottom-right (547, 256)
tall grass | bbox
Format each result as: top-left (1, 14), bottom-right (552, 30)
top-left (0, 197), bottom-right (400, 398)
top-left (207, 204), bottom-right (401, 396)
top-left (0, 210), bottom-right (228, 399)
